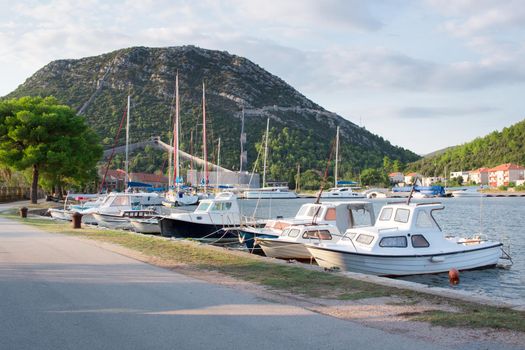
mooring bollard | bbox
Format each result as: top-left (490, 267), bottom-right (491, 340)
top-left (19, 207), bottom-right (28, 218)
top-left (72, 212), bottom-right (82, 229)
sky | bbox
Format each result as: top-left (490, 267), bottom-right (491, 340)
top-left (0, 0), bottom-right (524, 155)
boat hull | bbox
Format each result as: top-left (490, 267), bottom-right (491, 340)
top-left (91, 213), bottom-right (132, 230)
top-left (130, 218), bottom-right (161, 234)
top-left (258, 239), bottom-right (312, 260)
top-left (306, 244), bottom-right (503, 276)
top-left (159, 217), bottom-right (238, 244)
top-left (237, 229), bottom-right (280, 254)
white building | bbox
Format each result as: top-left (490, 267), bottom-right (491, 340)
top-left (450, 171), bottom-right (470, 182)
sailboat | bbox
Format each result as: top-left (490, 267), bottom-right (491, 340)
top-left (321, 126), bottom-right (364, 199)
top-left (196, 82), bottom-right (215, 200)
top-left (163, 73), bottom-right (199, 207)
top-left (243, 118), bottom-right (297, 199)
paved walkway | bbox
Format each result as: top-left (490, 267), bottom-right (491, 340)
top-left (0, 216), bottom-right (450, 350)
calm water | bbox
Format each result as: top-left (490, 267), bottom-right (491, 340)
top-left (235, 196), bottom-right (525, 304)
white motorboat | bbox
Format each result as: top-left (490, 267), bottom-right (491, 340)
top-left (87, 192), bottom-right (163, 226)
top-left (162, 189), bottom-right (199, 207)
top-left (92, 209), bottom-right (158, 230)
top-left (159, 192), bottom-right (247, 243)
top-left (306, 202), bottom-right (504, 276)
top-left (48, 194), bottom-right (106, 223)
top-left (235, 201), bottom-right (375, 253)
top-left (244, 186), bottom-right (297, 199)
top-left (320, 187), bottom-right (365, 199)
top-left (256, 201), bottom-right (375, 260)
top-left (452, 189), bottom-right (486, 198)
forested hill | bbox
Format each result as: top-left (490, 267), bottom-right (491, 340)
top-left (5, 46), bottom-right (418, 182)
top-left (409, 119), bottom-right (525, 176)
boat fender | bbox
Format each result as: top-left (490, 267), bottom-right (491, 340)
top-left (448, 268), bottom-right (460, 285)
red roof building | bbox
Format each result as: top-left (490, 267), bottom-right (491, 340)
top-left (488, 163), bottom-right (525, 187)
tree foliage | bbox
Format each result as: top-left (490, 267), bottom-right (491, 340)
top-left (0, 96), bottom-right (103, 202)
top-left (408, 119), bottom-right (525, 176)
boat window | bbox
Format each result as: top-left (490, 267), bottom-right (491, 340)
top-left (302, 230), bottom-right (332, 240)
top-left (356, 234), bottom-right (374, 245)
top-left (351, 209), bottom-right (374, 227)
top-left (211, 202), bottom-right (232, 211)
top-left (379, 208), bottom-right (393, 221)
top-left (340, 188), bottom-right (348, 192)
top-left (211, 202), bottom-right (228, 211)
top-left (379, 236), bottom-right (407, 247)
top-left (306, 205), bottom-right (322, 218)
top-left (288, 229), bottom-right (300, 237)
top-left (415, 211), bottom-right (433, 228)
top-left (411, 234), bottom-right (430, 248)
top-left (324, 208), bottom-right (336, 220)
top-left (196, 202), bottom-right (211, 211)
top-left (112, 196), bottom-right (130, 206)
top-left (296, 205), bottom-right (310, 217)
top-left (394, 208), bottom-right (410, 223)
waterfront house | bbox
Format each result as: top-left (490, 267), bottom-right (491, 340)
top-left (404, 172), bottom-right (422, 185)
top-left (488, 163), bottom-right (525, 187)
top-left (388, 172), bottom-right (404, 184)
top-left (469, 168), bottom-right (489, 185)
top-left (129, 172), bottom-right (169, 189)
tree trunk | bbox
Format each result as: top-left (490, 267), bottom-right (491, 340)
top-left (31, 164), bottom-right (39, 204)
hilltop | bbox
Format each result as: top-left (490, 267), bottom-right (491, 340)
top-left (5, 46), bottom-right (419, 182)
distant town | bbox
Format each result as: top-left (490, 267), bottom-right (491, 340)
top-left (390, 163), bottom-right (525, 188)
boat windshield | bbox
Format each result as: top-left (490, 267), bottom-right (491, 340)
top-left (196, 202), bottom-right (211, 212)
top-left (210, 202), bottom-right (232, 211)
top-left (296, 205), bottom-right (322, 218)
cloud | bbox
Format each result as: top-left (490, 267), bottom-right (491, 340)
top-left (397, 106), bottom-right (499, 119)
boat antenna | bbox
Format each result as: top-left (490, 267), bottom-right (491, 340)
top-left (315, 136), bottom-right (337, 204)
top-left (406, 176), bottom-right (418, 204)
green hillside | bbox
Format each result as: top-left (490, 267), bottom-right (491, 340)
top-left (409, 119), bottom-right (525, 175)
top-left (5, 46), bottom-right (419, 182)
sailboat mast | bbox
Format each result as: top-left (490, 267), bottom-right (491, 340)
top-left (240, 106), bottom-right (246, 172)
top-left (202, 82), bottom-right (208, 192)
top-left (217, 137), bottom-right (221, 189)
top-left (335, 126), bottom-right (339, 188)
top-left (125, 95), bottom-right (130, 188)
top-left (262, 118), bottom-right (270, 188)
top-left (174, 72), bottom-right (180, 188)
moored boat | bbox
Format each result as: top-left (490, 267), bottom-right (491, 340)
top-left (320, 187), bottom-right (365, 199)
top-left (256, 201), bottom-right (375, 259)
top-left (158, 192), bottom-right (246, 244)
top-left (243, 186), bottom-right (297, 199)
top-left (306, 202), bottom-right (504, 276)
top-left (92, 208), bottom-right (158, 230)
top-left (452, 189), bottom-right (486, 197)
top-left (235, 201), bottom-right (375, 254)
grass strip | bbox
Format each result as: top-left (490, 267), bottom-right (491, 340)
top-left (3, 211), bottom-right (525, 332)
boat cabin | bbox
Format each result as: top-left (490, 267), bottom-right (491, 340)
top-left (343, 202), bottom-right (445, 253)
top-left (265, 201), bottom-right (375, 234)
top-left (194, 192), bottom-right (240, 214)
top-left (97, 192), bottom-right (163, 211)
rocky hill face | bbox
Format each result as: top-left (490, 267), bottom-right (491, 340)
top-left (6, 46), bottom-right (418, 177)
